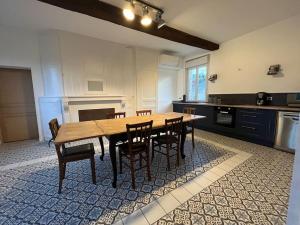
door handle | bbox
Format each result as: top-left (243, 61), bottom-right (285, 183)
top-left (283, 114), bottom-right (299, 118)
top-left (220, 111), bottom-right (229, 114)
top-left (242, 115), bottom-right (257, 118)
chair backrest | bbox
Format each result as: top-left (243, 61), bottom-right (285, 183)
top-left (49, 118), bottom-right (60, 140)
top-left (164, 116), bottom-right (183, 140)
top-left (107, 112), bottom-right (126, 119)
top-left (136, 110), bottom-right (152, 116)
top-left (49, 118), bottom-right (64, 158)
top-left (126, 120), bottom-right (153, 154)
top-left (183, 107), bottom-right (196, 115)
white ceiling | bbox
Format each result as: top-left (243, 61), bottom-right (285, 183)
top-left (1, 0), bottom-right (300, 56)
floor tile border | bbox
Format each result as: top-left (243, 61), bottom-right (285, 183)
top-left (116, 137), bottom-right (253, 225)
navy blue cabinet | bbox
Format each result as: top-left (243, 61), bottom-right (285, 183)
top-left (236, 108), bottom-right (276, 146)
top-left (173, 103), bottom-right (214, 130)
top-left (173, 103), bottom-right (277, 147)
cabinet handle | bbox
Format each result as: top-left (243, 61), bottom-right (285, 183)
top-left (242, 115), bottom-right (257, 118)
top-left (241, 125), bottom-right (256, 130)
top-left (220, 111), bottom-right (229, 114)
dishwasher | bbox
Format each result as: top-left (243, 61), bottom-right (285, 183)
top-left (274, 111), bottom-right (299, 153)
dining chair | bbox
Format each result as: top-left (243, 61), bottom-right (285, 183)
top-left (48, 119), bottom-right (60, 147)
top-left (106, 112), bottom-right (126, 119)
top-left (99, 112), bottom-right (126, 160)
top-left (152, 116), bottom-right (183, 170)
top-left (118, 120), bottom-right (153, 189)
top-left (49, 118), bottom-right (96, 193)
top-left (183, 107), bottom-right (196, 148)
top-left (136, 110), bottom-right (152, 116)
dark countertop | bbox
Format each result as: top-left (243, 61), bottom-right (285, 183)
top-left (173, 101), bottom-right (300, 112)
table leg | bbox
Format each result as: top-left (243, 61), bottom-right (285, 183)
top-left (109, 136), bottom-right (117, 188)
top-left (180, 123), bottom-right (187, 159)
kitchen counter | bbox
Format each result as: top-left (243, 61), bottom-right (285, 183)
top-left (173, 101), bottom-right (300, 112)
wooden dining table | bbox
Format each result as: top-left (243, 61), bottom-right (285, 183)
top-left (54, 112), bottom-right (205, 188)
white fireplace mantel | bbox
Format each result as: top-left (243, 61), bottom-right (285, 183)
top-left (62, 95), bottom-right (127, 103)
top-left (61, 95), bottom-right (127, 122)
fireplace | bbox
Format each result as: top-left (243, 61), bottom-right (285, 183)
top-left (59, 96), bottom-right (127, 123)
top-left (78, 108), bottom-right (115, 121)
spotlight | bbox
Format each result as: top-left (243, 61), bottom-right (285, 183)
top-left (141, 6), bottom-right (152, 26)
top-left (123, 8), bottom-right (135, 21)
top-left (123, 0), bottom-right (135, 21)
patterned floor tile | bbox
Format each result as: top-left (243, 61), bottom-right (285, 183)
top-left (154, 130), bottom-right (294, 225)
top-left (0, 135), bottom-right (233, 224)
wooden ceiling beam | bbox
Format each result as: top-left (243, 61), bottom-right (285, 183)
top-left (37, 0), bottom-right (219, 50)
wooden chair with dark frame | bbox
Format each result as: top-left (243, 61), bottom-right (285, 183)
top-left (118, 120), bottom-right (153, 189)
top-left (48, 119), bottom-right (60, 147)
top-left (106, 112), bottom-right (126, 119)
top-left (152, 116), bottom-right (183, 170)
top-left (183, 107), bottom-right (196, 148)
top-left (99, 112), bottom-right (126, 161)
top-left (49, 118), bottom-right (96, 193)
top-left (136, 110), bottom-right (152, 116)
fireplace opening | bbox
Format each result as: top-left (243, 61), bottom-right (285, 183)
top-left (78, 108), bottom-right (115, 121)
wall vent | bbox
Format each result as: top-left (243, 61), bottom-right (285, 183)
top-left (87, 80), bottom-right (104, 92)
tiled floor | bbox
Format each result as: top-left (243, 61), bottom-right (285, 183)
top-left (0, 130), bottom-right (294, 225)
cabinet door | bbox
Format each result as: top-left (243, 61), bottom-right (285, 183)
top-left (195, 106), bottom-right (214, 128)
top-left (172, 104), bottom-right (214, 128)
top-left (236, 108), bottom-right (276, 144)
top-left (173, 103), bottom-right (184, 113)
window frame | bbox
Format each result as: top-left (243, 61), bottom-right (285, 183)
top-left (185, 63), bottom-right (208, 102)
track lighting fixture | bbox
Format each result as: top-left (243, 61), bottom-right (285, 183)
top-left (123, 0), bottom-right (135, 21)
top-left (156, 12), bottom-right (166, 29)
top-left (141, 6), bottom-right (152, 26)
top-left (123, 0), bottom-right (165, 28)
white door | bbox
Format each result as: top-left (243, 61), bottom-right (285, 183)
top-left (135, 49), bottom-right (158, 113)
top-left (157, 68), bottom-right (178, 113)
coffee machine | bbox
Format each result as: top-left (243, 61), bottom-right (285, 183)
top-left (256, 92), bottom-right (271, 106)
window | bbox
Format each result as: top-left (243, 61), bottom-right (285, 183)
top-left (186, 57), bottom-right (208, 101)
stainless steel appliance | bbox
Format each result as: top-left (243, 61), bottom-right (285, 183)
top-left (214, 107), bottom-right (236, 127)
top-left (274, 111), bottom-right (299, 153)
top-left (287, 93), bottom-right (300, 107)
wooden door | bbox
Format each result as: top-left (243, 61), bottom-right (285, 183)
top-left (0, 68), bottom-right (38, 142)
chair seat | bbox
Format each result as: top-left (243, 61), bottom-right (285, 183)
top-left (153, 135), bottom-right (178, 144)
top-left (118, 142), bottom-right (147, 154)
top-left (62, 143), bottom-right (94, 157)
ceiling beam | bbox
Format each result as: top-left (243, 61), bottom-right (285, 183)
top-left (37, 0), bottom-right (219, 51)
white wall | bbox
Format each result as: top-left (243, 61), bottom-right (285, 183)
top-left (58, 31), bottom-right (135, 97)
top-left (59, 31), bottom-right (137, 116)
top-left (39, 31), bottom-right (64, 97)
top-left (0, 25), bottom-right (44, 141)
top-left (188, 14), bottom-right (300, 95)
top-left (287, 122), bottom-right (300, 225)
top-left (39, 31), bottom-right (138, 117)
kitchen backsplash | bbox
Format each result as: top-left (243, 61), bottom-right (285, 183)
top-left (208, 93), bottom-right (289, 106)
